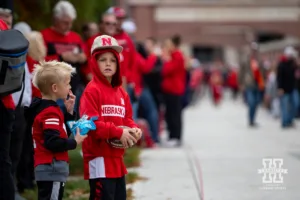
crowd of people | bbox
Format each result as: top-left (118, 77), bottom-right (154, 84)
top-left (0, 1), bottom-right (201, 199)
top-left (1, 0), bottom-right (299, 199)
top-left (238, 43), bottom-right (300, 128)
top-left (198, 42), bottom-right (300, 129)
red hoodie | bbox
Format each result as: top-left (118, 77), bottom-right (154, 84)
top-left (161, 50), bottom-right (186, 96)
top-left (0, 19), bottom-right (15, 109)
top-left (79, 49), bottom-right (137, 179)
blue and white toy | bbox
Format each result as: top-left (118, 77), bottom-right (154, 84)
top-left (67, 115), bottom-right (98, 136)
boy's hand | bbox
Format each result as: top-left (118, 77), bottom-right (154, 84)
top-left (74, 128), bottom-right (87, 145)
top-left (133, 128), bottom-right (142, 140)
top-left (64, 91), bottom-right (76, 115)
top-left (120, 129), bottom-right (137, 148)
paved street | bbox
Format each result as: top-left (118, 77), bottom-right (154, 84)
top-left (132, 95), bottom-right (300, 200)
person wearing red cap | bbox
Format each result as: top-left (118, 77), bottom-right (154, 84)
top-left (80, 35), bottom-right (142, 200)
top-left (0, 18), bottom-right (16, 200)
top-left (107, 7), bottom-right (137, 98)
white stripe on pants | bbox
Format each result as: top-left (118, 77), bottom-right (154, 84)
top-left (51, 182), bottom-right (61, 200)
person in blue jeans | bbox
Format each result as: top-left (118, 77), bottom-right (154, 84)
top-left (245, 86), bottom-right (261, 126)
top-left (127, 84), bottom-right (139, 121)
top-left (277, 46), bottom-right (298, 128)
top-left (127, 85), bottom-right (159, 143)
top-left (239, 43), bottom-right (264, 127)
top-left (139, 87), bottom-right (159, 143)
top-left (279, 91), bottom-right (295, 127)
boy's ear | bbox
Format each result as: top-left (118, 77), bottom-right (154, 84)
top-left (52, 83), bottom-right (58, 93)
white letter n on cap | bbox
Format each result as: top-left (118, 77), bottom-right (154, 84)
top-left (102, 37), bottom-right (112, 46)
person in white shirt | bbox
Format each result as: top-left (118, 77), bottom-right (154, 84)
top-left (9, 22), bottom-right (33, 200)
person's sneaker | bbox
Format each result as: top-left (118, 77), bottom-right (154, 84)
top-left (289, 122), bottom-right (296, 128)
top-left (164, 139), bottom-right (181, 148)
top-left (249, 122), bottom-right (259, 128)
top-left (152, 142), bottom-right (161, 148)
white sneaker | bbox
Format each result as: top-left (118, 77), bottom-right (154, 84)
top-left (164, 139), bottom-right (181, 148)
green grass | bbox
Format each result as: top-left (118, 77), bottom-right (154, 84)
top-left (22, 146), bottom-right (141, 199)
top-left (63, 179), bottom-right (90, 200)
top-left (68, 147), bottom-right (84, 175)
top-left (124, 147), bottom-right (141, 168)
top-left (126, 171), bottom-right (139, 184)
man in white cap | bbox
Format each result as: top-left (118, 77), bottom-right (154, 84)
top-left (277, 46), bottom-right (298, 128)
top-left (107, 7), bottom-right (137, 93)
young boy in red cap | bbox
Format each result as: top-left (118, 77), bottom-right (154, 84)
top-left (80, 35), bottom-right (142, 200)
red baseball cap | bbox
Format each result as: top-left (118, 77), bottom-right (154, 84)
top-left (0, 19), bottom-right (8, 30)
top-left (106, 7), bottom-right (126, 18)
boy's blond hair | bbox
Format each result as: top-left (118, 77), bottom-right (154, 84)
top-left (32, 60), bottom-right (75, 95)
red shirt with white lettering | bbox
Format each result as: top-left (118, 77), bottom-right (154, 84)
top-left (41, 28), bottom-right (85, 62)
top-left (80, 47), bottom-right (137, 179)
top-left (41, 28), bottom-right (86, 88)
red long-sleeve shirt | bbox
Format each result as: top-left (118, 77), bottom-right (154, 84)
top-left (161, 50), bottom-right (186, 96)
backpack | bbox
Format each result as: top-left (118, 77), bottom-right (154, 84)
top-left (0, 29), bottom-right (29, 97)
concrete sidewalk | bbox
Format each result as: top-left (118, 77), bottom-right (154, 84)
top-left (130, 95), bottom-right (300, 200)
top-left (130, 147), bottom-right (201, 200)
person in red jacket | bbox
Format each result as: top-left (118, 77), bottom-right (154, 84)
top-left (41, 1), bottom-right (87, 115)
top-left (107, 7), bottom-right (138, 99)
top-left (161, 35), bottom-right (186, 147)
top-left (80, 35), bottom-right (142, 200)
top-left (26, 60), bottom-right (86, 200)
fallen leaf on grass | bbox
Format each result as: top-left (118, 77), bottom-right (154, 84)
top-left (136, 176), bottom-right (148, 181)
top-left (68, 189), bottom-right (89, 198)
